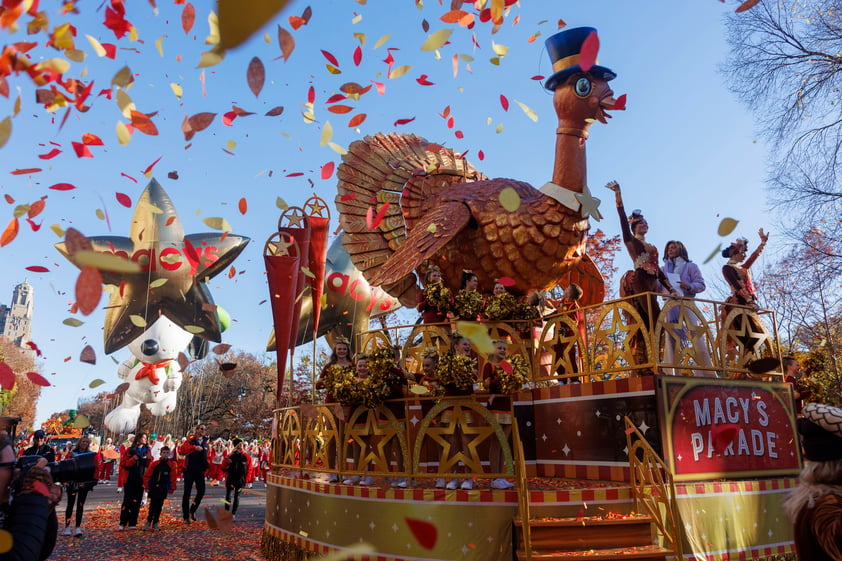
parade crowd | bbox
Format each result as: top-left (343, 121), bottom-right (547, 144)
top-left (16, 427), bottom-right (271, 536)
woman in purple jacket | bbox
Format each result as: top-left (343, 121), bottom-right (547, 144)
top-left (661, 241), bottom-right (713, 376)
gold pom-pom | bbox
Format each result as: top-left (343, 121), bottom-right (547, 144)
top-left (496, 354), bottom-right (530, 394)
top-left (325, 365), bottom-right (360, 405)
top-left (435, 352), bottom-right (477, 391)
top-left (424, 281), bottom-right (452, 314)
top-left (454, 289), bottom-right (483, 320)
top-left (483, 292), bottom-right (516, 321)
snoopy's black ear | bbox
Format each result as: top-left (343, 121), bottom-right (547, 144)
top-left (188, 336), bottom-right (209, 360)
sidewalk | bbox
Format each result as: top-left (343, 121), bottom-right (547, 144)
top-left (49, 482), bottom-right (266, 561)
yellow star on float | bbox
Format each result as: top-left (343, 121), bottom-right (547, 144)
top-left (575, 184), bottom-right (603, 221)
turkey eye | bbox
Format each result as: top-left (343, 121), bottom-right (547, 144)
top-left (574, 77), bottom-right (592, 97)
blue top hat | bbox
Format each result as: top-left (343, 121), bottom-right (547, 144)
top-left (543, 27), bottom-right (616, 91)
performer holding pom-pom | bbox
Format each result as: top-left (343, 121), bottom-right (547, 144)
top-left (482, 340), bottom-right (528, 490)
top-left (453, 270), bottom-right (484, 321)
top-left (437, 336), bottom-right (478, 490)
top-left (482, 280), bottom-right (517, 321)
top-left (315, 338), bottom-right (354, 482)
top-left (418, 265), bottom-right (452, 324)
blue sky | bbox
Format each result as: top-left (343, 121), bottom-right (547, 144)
top-left (0, 0), bottom-right (773, 425)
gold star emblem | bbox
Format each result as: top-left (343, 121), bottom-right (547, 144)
top-left (305, 197), bottom-right (327, 217)
top-left (282, 208), bottom-right (306, 229)
top-left (575, 184), bottom-right (603, 221)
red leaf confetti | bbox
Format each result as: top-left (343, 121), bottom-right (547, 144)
top-left (579, 31), bottom-right (599, 72)
top-left (405, 518), bottom-right (438, 550)
top-left (0, 363), bottom-right (15, 391)
top-left (26, 371), bottom-right (51, 387)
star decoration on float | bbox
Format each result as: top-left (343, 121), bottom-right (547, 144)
top-left (55, 178), bottom-right (250, 354)
top-left (574, 184), bottom-right (603, 221)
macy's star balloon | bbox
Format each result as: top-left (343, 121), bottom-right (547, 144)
top-left (55, 178), bottom-right (250, 354)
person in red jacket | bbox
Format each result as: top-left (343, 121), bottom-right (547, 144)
top-left (142, 445), bottom-right (178, 531)
top-left (178, 424), bottom-right (209, 523)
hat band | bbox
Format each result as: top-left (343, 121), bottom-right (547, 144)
top-left (552, 54), bottom-right (599, 74)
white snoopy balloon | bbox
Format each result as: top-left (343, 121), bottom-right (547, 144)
top-left (104, 317), bottom-right (195, 434)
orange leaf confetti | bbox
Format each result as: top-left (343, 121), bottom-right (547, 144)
top-left (238, 197), bottom-right (247, 215)
top-left (181, 2), bottom-right (196, 33)
top-left (736, 0), bottom-right (761, 12)
top-left (347, 113), bottom-right (366, 127)
top-left (0, 218), bottom-right (18, 246)
top-left (131, 110), bottom-right (159, 136)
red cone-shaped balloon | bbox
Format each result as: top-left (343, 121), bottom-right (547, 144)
top-left (277, 207), bottom-right (311, 350)
top-left (304, 196), bottom-right (331, 336)
top-left (264, 232), bottom-right (300, 393)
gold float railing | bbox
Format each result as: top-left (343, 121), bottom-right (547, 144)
top-left (272, 397), bottom-right (516, 483)
top-left (624, 416), bottom-right (684, 560)
top-left (354, 293), bottom-right (781, 386)
top-left (512, 420), bottom-right (532, 561)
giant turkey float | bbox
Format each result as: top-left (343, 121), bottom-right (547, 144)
top-left (260, 27), bottom-right (799, 561)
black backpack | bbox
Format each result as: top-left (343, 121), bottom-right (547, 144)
top-left (226, 452), bottom-right (247, 488)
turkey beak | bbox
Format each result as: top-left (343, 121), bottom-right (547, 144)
top-left (597, 93), bottom-right (618, 124)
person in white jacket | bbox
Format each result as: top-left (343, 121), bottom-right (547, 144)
top-left (661, 241), bottom-right (714, 377)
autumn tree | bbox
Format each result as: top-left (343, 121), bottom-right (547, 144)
top-left (723, 0), bottom-right (842, 261)
top-left (0, 337), bottom-right (42, 432)
top-left (755, 228), bottom-right (842, 404)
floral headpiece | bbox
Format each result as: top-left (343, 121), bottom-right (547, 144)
top-left (353, 352), bottom-right (368, 362)
top-left (333, 336), bottom-right (351, 346)
top-left (628, 209), bottom-right (646, 231)
top-left (421, 347), bottom-right (439, 360)
top-left (722, 237), bottom-right (748, 258)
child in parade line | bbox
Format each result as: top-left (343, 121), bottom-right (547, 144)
top-left (118, 433), bottom-right (150, 530)
top-left (418, 349), bottom-right (446, 488)
top-left (62, 435), bottom-right (100, 536)
top-left (246, 442), bottom-right (260, 488)
top-left (381, 347), bottom-right (410, 488)
top-left (260, 441), bottom-right (271, 483)
top-left (482, 340), bottom-right (516, 490)
top-left (209, 439), bottom-right (227, 486)
top-left (442, 335), bottom-right (477, 490)
top-left (142, 445), bottom-right (178, 531)
top-left (343, 354), bottom-right (372, 486)
top-left (97, 437), bottom-right (116, 484)
top-left (116, 434), bottom-right (133, 493)
top-left (223, 438), bottom-right (252, 518)
top-left (315, 337), bottom-right (354, 483)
